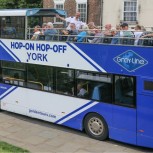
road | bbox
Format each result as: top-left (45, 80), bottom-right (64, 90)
top-left (0, 111), bottom-right (152, 153)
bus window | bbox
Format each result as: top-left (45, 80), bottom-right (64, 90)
top-left (144, 80), bottom-right (153, 91)
top-left (76, 81), bottom-right (89, 98)
top-left (76, 71), bottom-right (112, 102)
top-left (56, 68), bottom-right (74, 95)
top-left (91, 82), bottom-right (112, 102)
top-left (114, 75), bottom-right (135, 107)
top-left (2, 61), bottom-right (25, 70)
top-left (27, 64), bottom-right (53, 91)
top-left (0, 16), bottom-right (25, 39)
top-left (1, 61), bottom-right (25, 86)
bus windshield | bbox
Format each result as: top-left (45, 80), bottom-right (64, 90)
top-left (0, 8), bottom-right (67, 40)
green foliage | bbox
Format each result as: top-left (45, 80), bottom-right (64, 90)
top-left (0, 0), bottom-right (43, 9)
top-left (0, 141), bottom-right (29, 153)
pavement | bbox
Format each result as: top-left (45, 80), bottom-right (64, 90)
top-left (0, 111), bottom-right (152, 153)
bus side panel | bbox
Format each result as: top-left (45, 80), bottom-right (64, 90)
top-left (0, 84), bottom-right (28, 116)
top-left (1, 85), bottom-right (106, 126)
top-left (137, 95), bottom-right (153, 148)
top-left (110, 105), bottom-right (136, 145)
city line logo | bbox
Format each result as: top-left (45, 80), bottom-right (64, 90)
top-left (113, 50), bottom-right (148, 72)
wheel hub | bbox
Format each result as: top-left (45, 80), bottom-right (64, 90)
top-left (88, 117), bottom-right (104, 136)
top-left (92, 122), bottom-right (100, 131)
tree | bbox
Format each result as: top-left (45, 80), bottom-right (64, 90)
top-left (0, 0), bottom-right (43, 9)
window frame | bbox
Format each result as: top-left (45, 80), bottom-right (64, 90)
top-left (1, 61), bottom-right (26, 87)
top-left (75, 70), bottom-right (113, 103)
top-left (27, 64), bottom-right (54, 91)
top-left (144, 80), bottom-right (153, 92)
top-left (113, 74), bottom-right (136, 108)
top-left (122, 0), bottom-right (138, 23)
top-left (141, 77), bottom-right (153, 95)
top-left (55, 67), bottom-right (75, 96)
top-left (76, 2), bottom-right (87, 23)
top-left (0, 16), bottom-right (25, 39)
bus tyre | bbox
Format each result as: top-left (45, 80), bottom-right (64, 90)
top-left (84, 113), bottom-right (108, 141)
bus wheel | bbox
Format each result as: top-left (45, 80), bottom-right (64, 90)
top-left (84, 113), bottom-right (108, 141)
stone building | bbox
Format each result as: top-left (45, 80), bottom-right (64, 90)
top-left (43, 0), bottom-right (153, 30)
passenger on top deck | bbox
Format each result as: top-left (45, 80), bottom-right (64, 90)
top-left (87, 22), bottom-right (96, 40)
top-left (90, 27), bottom-right (103, 43)
top-left (75, 24), bottom-right (89, 42)
top-left (141, 32), bottom-right (153, 38)
top-left (111, 23), bottom-right (134, 44)
top-left (119, 23), bottom-right (134, 37)
top-left (116, 24), bottom-right (121, 31)
top-left (56, 12), bottom-right (85, 30)
top-left (31, 25), bottom-right (41, 40)
top-left (66, 22), bottom-right (78, 41)
top-left (44, 22), bottom-right (57, 40)
top-left (60, 22), bottom-right (78, 41)
top-left (41, 22), bottom-right (47, 34)
top-left (103, 23), bottom-right (113, 37)
top-left (134, 25), bottom-right (143, 45)
top-left (111, 27), bottom-right (117, 36)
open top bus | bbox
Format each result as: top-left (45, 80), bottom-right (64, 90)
top-left (0, 8), bottom-right (153, 149)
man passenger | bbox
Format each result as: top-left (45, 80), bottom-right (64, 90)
top-left (77, 83), bottom-right (87, 97)
top-left (103, 23), bottom-right (112, 37)
top-left (44, 22), bottom-right (57, 40)
top-left (56, 12), bottom-right (85, 30)
top-left (111, 23), bottom-right (134, 44)
top-left (31, 25), bottom-right (41, 40)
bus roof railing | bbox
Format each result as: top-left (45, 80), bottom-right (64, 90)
top-left (26, 27), bottom-right (153, 47)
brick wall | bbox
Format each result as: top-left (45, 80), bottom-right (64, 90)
top-left (87, 0), bottom-right (101, 26)
top-left (43, 0), bottom-right (54, 8)
top-left (43, 0), bottom-right (54, 23)
top-left (64, 0), bottom-right (76, 17)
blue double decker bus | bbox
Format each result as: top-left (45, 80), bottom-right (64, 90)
top-left (0, 8), bottom-right (153, 149)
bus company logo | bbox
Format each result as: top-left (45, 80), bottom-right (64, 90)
top-left (113, 50), bottom-right (148, 72)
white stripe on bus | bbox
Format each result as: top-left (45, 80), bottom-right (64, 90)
top-left (0, 86), bottom-right (17, 99)
top-left (57, 101), bottom-right (98, 124)
top-left (70, 43), bottom-right (106, 72)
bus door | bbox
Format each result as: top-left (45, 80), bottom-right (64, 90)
top-left (137, 77), bottom-right (153, 148)
top-left (110, 75), bottom-right (137, 145)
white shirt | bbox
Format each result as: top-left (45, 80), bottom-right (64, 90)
top-left (134, 31), bottom-right (143, 45)
top-left (32, 31), bottom-right (40, 40)
top-left (77, 88), bottom-right (87, 97)
top-left (65, 16), bottom-right (85, 30)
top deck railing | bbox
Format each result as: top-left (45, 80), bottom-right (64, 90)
top-left (26, 27), bottom-right (153, 47)
top-left (1, 27), bottom-right (153, 47)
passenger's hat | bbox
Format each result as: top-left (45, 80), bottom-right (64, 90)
top-left (121, 22), bottom-right (128, 27)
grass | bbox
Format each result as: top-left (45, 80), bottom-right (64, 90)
top-left (0, 141), bottom-right (29, 153)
